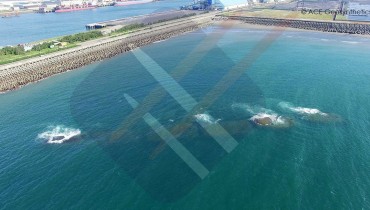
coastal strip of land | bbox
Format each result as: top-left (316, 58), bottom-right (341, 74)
top-left (219, 15), bottom-right (370, 35)
top-left (2, 9), bottom-right (370, 93)
top-left (0, 13), bottom-right (214, 93)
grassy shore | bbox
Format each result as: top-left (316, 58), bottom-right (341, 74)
top-left (0, 44), bottom-right (77, 65)
top-left (0, 31), bottom-right (102, 65)
top-left (0, 25), bottom-right (148, 65)
top-left (224, 9), bottom-right (347, 21)
top-left (0, 13), bottom-right (197, 65)
top-left (0, 29), bottom-right (144, 65)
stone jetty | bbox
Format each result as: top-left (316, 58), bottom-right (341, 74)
top-left (0, 14), bottom-right (213, 93)
top-left (222, 16), bottom-right (370, 34)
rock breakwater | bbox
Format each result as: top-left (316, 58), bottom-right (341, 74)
top-left (0, 17), bottom-right (212, 93)
top-left (223, 16), bottom-right (370, 34)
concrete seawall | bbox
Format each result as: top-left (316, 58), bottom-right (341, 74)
top-left (222, 16), bottom-right (370, 34)
top-left (0, 15), bottom-right (213, 93)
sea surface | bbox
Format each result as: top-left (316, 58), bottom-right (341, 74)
top-left (0, 0), bottom-right (189, 46)
top-left (1, 24), bottom-right (370, 209)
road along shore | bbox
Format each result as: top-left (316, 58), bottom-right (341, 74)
top-left (0, 13), bottom-right (214, 93)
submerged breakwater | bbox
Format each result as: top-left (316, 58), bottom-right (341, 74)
top-left (224, 16), bottom-right (370, 34)
top-left (0, 15), bottom-right (212, 93)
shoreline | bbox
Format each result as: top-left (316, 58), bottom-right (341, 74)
top-left (3, 14), bottom-right (370, 93)
top-left (217, 20), bottom-right (370, 38)
top-left (0, 13), bottom-right (214, 93)
top-left (222, 15), bottom-right (370, 35)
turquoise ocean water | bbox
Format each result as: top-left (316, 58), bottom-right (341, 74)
top-left (0, 25), bottom-right (370, 209)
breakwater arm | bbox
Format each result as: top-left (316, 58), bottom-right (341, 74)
top-left (0, 14), bottom-right (213, 93)
top-left (222, 16), bottom-right (370, 35)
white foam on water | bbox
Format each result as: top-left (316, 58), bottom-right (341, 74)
top-left (38, 125), bottom-right (81, 144)
top-left (249, 113), bottom-right (289, 126)
top-left (194, 113), bottom-right (220, 125)
top-left (232, 103), bottom-right (292, 127)
top-left (153, 40), bottom-right (164, 44)
top-left (278, 102), bottom-right (328, 116)
top-left (231, 103), bottom-right (275, 115)
top-left (341, 41), bottom-right (359, 44)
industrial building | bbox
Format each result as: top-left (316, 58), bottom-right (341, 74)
top-left (180, 0), bottom-right (251, 11)
top-left (216, 0), bottom-right (250, 10)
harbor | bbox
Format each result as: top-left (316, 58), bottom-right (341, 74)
top-left (1, 0), bottom-right (115, 16)
top-left (0, 0), bottom-right (167, 16)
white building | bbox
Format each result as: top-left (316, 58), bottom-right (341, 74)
top-left (97, 0), bottom-right (114, 6)
top-left (59, 0), bottom-right (84, 7)
top-left (41, 2), bottom-right (59, 8)
top-left (213, 0), bottom-right (249, 10)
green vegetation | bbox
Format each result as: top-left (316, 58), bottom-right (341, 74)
top-left (150, 13), bottom-right (197, 24)
top-left (0, 31), bottom-right (103, 65)
top-left (0, 44), bottom-right (76, 65)
top-left (0, 46), bottom-right (25, 56)
top-left (60, 31), bottom-right (103, 43)
top-left (114, 23), bottom-right (145, 34)
top-left (111, 13), bottom-right (197, 35)
top-left (0, 13), bottom-right (198, 65)
top-left (32, 42), bottom-right (54, 51)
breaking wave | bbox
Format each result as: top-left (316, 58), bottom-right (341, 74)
top-left (278, 102), bottom-right (328, 116)
top-left (232, 103), bottom-right (293, 128)
top-left (341, 41), bottom-right (359, 44)
top-left (38, 125), bottom-right (81, 144)
top-left (194, 113), bottom-right (221, 125)
top-left (278, 102), bottom-right (342, 123)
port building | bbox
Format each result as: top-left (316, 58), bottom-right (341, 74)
top-left (180, 0), bottom-right (252, 11)
top-left (214, 0), bottom-right (249, 10)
